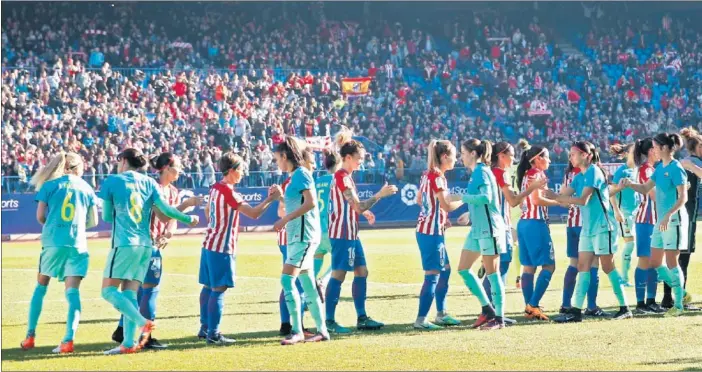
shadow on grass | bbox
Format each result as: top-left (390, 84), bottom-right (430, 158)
top-left (2, 312), bottom-right (275, 328)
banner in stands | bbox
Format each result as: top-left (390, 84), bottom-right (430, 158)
top-left (1, 182), bottom-right (571, 236)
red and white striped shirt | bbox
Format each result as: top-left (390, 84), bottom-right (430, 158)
top-left (564, 168), bottom-right (582, 227)
top-left (150, 183), bottom-right (181, 242)
top-left (492, 167), bottom-right (512, 228)
top-left (277, 178), bottom-right (291, 247)
top-left (416, 170), bottom-right (448, 235)
top-left (520, 168), bottom-right (548, 220)
top-left (635, 163), bottom-right (657, 224)
top-left (203, 182), bottom-right (243, 254)
top-left (328, 169), bottom-right (359, 240)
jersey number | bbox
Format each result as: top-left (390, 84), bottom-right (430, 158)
top-left (61, 190), bottom-right (75, 222)
top-left (317, 190), bottom-right (325, 214)
top-left (126, 184), bottom-right (143, 223)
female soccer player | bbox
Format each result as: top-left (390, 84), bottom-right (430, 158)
top-left (453, 139), bottom-right (508, 330)
top-left (515, 139), bottom-right (560, 321)
top-left (621, 133), bottom-right (692, 317)
top-left (112, 152), bottom-right (203, 349)
top-left (325, 138), bottom-right (398, 334)
top-left (99, 148), bottom-right (199, 355)
top-left (314, 151), bottom-right (341, 290)
top-left (198, 152), bottom-right (280, 344)
top-left (482, 141), bottom-right (544, 323)
top-left (548, 141), bottom-right (632, 322)
top-left (272, 138), bottom-right (329, 345)
top-left (664, 128), bottom-right (702, 310)
top-left (558, 154), bottom-right (606, 317)
top-left (20, 152), bottom-right (98, 354)
top-left (609, 144), bottom-right (638, 287)
top-left (630, 138), bottom-right (665, 314)
top-left (413, 140), bottom-right (464, 330)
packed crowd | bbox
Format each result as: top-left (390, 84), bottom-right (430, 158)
top-left (2, 2), bottom-right (702, 192)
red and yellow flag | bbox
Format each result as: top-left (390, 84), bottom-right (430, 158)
top-left (341, 77), bottom-right (371, 97)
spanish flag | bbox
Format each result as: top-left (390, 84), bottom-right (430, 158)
top-left (341, 77), bottom-right (371, 97)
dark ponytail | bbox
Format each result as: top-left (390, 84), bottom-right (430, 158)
top-left (462, 139), bottom-right (492, 166)
top-left (515, 139), bottom-right (546, 188)
top-left (491, 141), bottom-right (513, 167)
top-left (118, 148), bottom-right (148, 170)
top-left (323, 150), bottom-right (341, 172)
top-left (150, 152), bottom-right (175, 172)
top-left (573, 141), bottom-right (606, 179)
top-left (633, 137), bottom-right (654, 166)
top-left (653, 132), bottom-right (683, 153)
top-left (609, 143), bottom-right (632, 160)
top-left (275, 136), bottom-right (306, 170)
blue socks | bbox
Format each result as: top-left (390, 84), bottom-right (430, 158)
top-left (499, 260), bottom-right (510, 286)
top-left (207, 290), bottom-right (225, 338)
top-left (352, 277), bottom-right (368, 318)
top-left (417, 274), bottom-right (439, 318)
top-left (279, 289), bottom-right (291, 323)
top-left (529, 270), bottom-right (553, 307)
top-left (199, 287), bottom-right (211, 329)
top-left (63, 288), bottom-right (81, 343)
top-left (435, 269), bottom-right (450, 313)
top-left (634, 267), bottom-right (647, 302)
top-left (139, 287), bottom-right (159, 321)
top-left (562, 265), bottom-right (578, 309)
top-left (325, 277), bottom-right (342, 321)
top-left (646, 268), bottom-right (658, 301)
top-left (26, 284), bottom-right (48, 337)
top-left (521, 272), bottom-right (535, 305)
top-left (587, 267), bottom-right (599, 310)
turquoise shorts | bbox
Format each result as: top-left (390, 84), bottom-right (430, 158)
top-left (39, 247), bottom-right (89, 282)
top-left (463, 235), bottom-right (506, 256)
top-left (579, 231), bottom-right (618, 256)
top-left (315, 235), bottom-right (332, 256)
top-left (286, 241), bottom-right (317, 270)
top-left (103, 245), bottom-right (152, 281)
top-left (651, 223), bottom-right (688, 251)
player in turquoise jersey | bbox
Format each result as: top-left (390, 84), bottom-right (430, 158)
top-left (621, 133), bottom-right (693, 317)
top-left (314, 151), bottom-right (341, 290)
top-left (20, 152), bottom-right (98, 354)
top-left (452, 139), bottom-right (509, 330)
top-left (609, 144), bottom-right (639, 286)
top-left (273, 137), bottom-right (329, 345)
top-left (549, 141), bottom-right (632, 322)
top-left (99, 148), bottom-right (199, 354)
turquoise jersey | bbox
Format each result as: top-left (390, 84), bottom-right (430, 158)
top-left (315, 173), bottom-right (333, 233)
top-left (571, 172), bottom-right (585, 197)
top-left (285, 167), bottom-right (321, 244)
top-left (463, 163), bottom-right (505, 239)
top-left (651, 160), bottom-right (688, 226)
top-left (99, 171), bottom-right (191, 247)
top-left (612, 165), bottom-right (638, 215)
top-left (580, 165), bottom-right (615, 236)
top-left (35, 175), bottom-right (98, 253)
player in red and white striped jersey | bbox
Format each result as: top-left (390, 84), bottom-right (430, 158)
top-left (198, 152), bottom-right (280, 344)
top-left (629, 137), bottom-right (666, 313)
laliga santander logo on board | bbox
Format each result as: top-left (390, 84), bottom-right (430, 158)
top-left (401, 184), bottom-right (419, 206)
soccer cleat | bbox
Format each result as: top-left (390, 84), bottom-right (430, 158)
top-left (584, 307), bottom-right (610, 318)
top-left (471, 313), bottom-right (491, 329)
top-left (316, 279), bottom-right (326, 304)
top-left (206, 333), bottom-right (237, 345)
top-left (52, 341), bottom-right (74, 354)
top-left (137, 320), bottom-right (156, 349)
top-left (304, 332), bottom-right (330, 343)
top-left (684, 304), bottom-right (701, 311)
top-left (112, 326), bottom-right (124, 344)
top-left (103, 345), bottom-right (137, 355)
top-left (480, 318), bottom-right (505, 330)
top-left (413, 321), bottom-right (443, 331)
top-left (683, 291), bottom-right (692, 306)
top-left (477, 265), bottom-right (486, 279)
top-left (559, 306), bottom-right (570, 314)
top-left (434, 314), bottom-right (461, 326)
top-left (280, 332), bottom-right (305, 346)
top-left (525, 305), bottom-right (549, 321)
top-left (659, 299), bottom-right (674, 310)
top-left (279, 323), bottom-right (292, 336)
top-left (142, 336), bottom-right (167, 350)
top-left (633, 304), bottom-right (654, 315)
top-left (357, 315), bottom-right (384, 330)
top-left (646, 303), bottom-right (666, 314)
top-left (198, 326), bottom-right (208, 339)
top-left (515, 276), bottom-right (521, 289)
top-left (611, 307), bottom-right (634, 320)
top-left (20, 336), bottom-right (35, 351)
top-left (621, 281), bottom-right (633, 287)
top-left (554, 308), bottom-right (583, 323)
top-left (326, 320), bottom-right (352, 334)
top-left (503, 317), bottom-right (517, 326)
top-left (303, 329), bottom-right (315, 339)
top-left (664, 307), bottom-right (683, 318)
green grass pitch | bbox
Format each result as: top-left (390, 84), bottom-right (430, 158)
top-left (2, 225), bottom-right (702, 371)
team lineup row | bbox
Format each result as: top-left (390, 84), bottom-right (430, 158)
top-left (16, 127), bottom-right (701, 354)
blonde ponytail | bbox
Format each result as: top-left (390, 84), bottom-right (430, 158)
top-left (427, 140), bottom-right (438, 171)
top-left (31, 152), bottom-right (67, 190)
top-left (334, 125), bottom-right (354, 151)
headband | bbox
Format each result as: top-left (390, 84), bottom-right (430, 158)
top-left (529, 148), bottom-right (546, 162)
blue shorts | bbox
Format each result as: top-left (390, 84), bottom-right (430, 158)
top-left (330, 238), bottom-right (366, 271)
top-left (143, 248), bottom-right (162, 286)
top-left (517, 219), bottom-right (555, 267)
top-left (416, 232), bottom-right (449, 271)
top-left (566, 226), bottom-right (582, 259)
top-left (635, 223), bottom-right (654, 258)
top-left (279, 245), bottom-right (287, 263)
top-left (198, 248), bottom-right (236, 289)
top-left (501, 229), bottom-right (513, 263)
